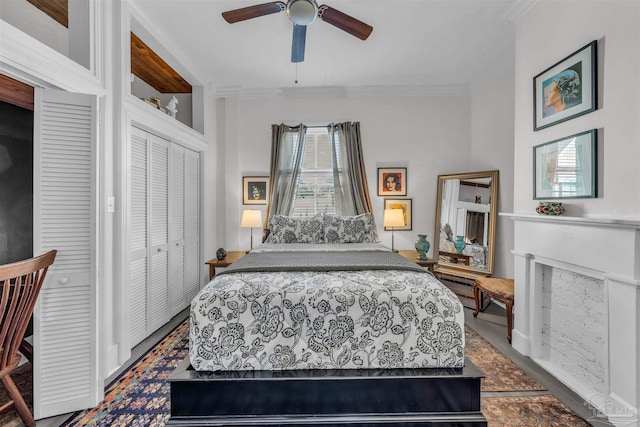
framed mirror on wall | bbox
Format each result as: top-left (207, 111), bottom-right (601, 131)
top-left (433, 170), bottom-right (499, 277)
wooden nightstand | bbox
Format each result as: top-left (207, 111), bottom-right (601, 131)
top-left (205, 251), bottom-right (246, 280)
top-left (397, 250), bottom-right (437, 273)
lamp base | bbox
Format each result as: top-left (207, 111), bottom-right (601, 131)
top-left (392, 249), bottom-right (399, 253)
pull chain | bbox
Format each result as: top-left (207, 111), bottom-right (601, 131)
top-left (295, 63), bottom-right (298, 84)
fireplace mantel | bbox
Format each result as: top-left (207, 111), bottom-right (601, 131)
top-left (501, 212), bottom-right (640, 228)
top-left (503, 212), bottom-right (640, 424)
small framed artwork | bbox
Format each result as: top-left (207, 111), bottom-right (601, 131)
top-left (384, 198), bottom-right (412, 230)
top-left (533, 40), bottom-right (597, 131)
top-left (378, 167), bottom-right (407, 196)
top-left (533, 129), bottom-right (597, 200)
top-left (243, 176), bottom-right (269, 205)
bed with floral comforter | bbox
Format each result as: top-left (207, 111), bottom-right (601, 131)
top-left (189, 243), bottom-right (465, 372)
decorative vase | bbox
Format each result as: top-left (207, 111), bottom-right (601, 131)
top-left (415, 234), bottom-right (430, 260)
top-left (454, 236), bottom-right (466, 254)
top-left (536, 202), bottom-right (565, 216)
top-left (216, 247), bottom-right (227, 260)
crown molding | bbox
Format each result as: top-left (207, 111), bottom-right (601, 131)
top-left (214, 84), bottom-right (471, 99)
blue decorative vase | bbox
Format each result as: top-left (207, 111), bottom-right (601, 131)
top-left (415, 234), bottom-right (430, 260)
top-left (454, 236), bottom-right (466, 254)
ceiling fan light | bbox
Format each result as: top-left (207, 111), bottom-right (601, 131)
top-left (286, 0), bottom-right (318, 25)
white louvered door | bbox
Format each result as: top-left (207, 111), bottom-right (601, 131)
top-left (33, 89), bottom-right (100, 418)
top-left (148, 134), bottom-right (170, 332)
top-left (128, 126), bottom-right (200, 348)
top-left (169, 144), bottom-right (186, 316)
top-left (184, 148), bottom-right (200, 301)
top-left (129, 126), bottom-right (148, 346)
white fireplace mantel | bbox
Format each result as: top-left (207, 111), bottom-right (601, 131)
top-left (502, 212), bottom-right (640, 426)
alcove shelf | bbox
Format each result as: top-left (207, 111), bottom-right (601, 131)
top-left (130, 31), bottom-right (197, 131)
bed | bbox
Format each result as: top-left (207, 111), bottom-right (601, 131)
top-left (167, 214), bottom-right (486, 426)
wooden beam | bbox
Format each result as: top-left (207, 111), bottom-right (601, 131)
top-left (131, 33), bottom-right (192, 94)
top-left (0, 75), bottom-right (34, 111)
top-left (26, 0), bottom-right (68, 28)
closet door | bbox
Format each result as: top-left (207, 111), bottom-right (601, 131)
top-left (148, 134), bottom-right (170, 331)
top-left (184, 148), bottom-right (200, 301)
top-left (33, 89), bottom-right (100, 418)
top-left (129, 126), bottom-right (148, 346)
top-left (169, 144), bottom-right (185, 316)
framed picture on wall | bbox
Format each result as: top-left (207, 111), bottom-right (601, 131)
top-left (378, 167), bottom-right (407, 196)
top-left (243, 176), bottom-right (269, 205)
top-left (533, 40), bottom-right (597, 131)
top-left (533, 129), bottom-right (597, 199)
top-left (383, 198), bottom-right (412, 230)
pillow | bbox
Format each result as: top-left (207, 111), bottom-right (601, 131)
top-left (322, 213), bottom-right (379, 244)
top-left (264, 214), bottom-right (324, 243)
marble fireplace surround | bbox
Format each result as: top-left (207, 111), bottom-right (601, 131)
top-left (503, 213), bottom-right (640, 424)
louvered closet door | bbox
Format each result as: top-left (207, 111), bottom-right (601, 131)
top-left (169, 144), bottom-right (185, 316)
top-left (149, 134), bottom-right (170, 331)
top-left (33, 89), bottom-right (100, 418)
top-left (129, 126), bottom-right (149, 346)
top-left (184, 148), bottom-right (200, 301)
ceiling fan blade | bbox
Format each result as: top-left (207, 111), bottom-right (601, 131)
top-left (318, 5), bottom-right (373, 40)
top-left (222, 1), bottom-right (285, 23)
top-left (291, 24), bottom-right (307, 63)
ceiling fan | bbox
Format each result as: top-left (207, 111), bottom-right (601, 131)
top-left (221, 0), bottom-right (373, 63)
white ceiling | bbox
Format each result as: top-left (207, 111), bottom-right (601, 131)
top-left (129, 0), bottom-right (532, 96)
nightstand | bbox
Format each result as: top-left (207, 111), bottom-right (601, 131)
top-left (205, 251), bottom-right (246, 280)
top-left (397, 250), bottom-right (437, 273)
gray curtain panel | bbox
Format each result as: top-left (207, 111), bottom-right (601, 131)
top-left (265, 123), bottom-right (307, 225)
top-left (329, 122), bottom-right (373, 215)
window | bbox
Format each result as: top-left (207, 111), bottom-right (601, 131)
top-left (291, 127), bottom-right (341, 217)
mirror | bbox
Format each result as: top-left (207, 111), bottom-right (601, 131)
top-left (433, 170), bottom-right (499, 275)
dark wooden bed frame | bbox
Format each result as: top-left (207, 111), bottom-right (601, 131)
top-left (166, 357), bottom-right (487, 426)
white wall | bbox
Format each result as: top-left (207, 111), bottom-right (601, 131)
top-left (215, 84), bottom-right (519, 277)
top-left (471, 63), bottom-right (516, 278)
top-left (514, 0), bottom-right (640, 219)
top-left (215, 93), bottom-right (474, 256)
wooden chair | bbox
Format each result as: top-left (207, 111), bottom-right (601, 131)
top-left (472, 277), bottom-right (514, 343)
top-left (0, 250), bottom-right (57, 427)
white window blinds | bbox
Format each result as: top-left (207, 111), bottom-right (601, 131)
top-left (291, 128), bottom-right (341, 217)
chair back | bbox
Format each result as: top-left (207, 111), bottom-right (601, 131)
top-left (0, 250), bottom-right (57, 373)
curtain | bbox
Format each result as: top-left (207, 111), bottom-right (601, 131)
top-left (440, 178), bottom-right (460, 237)
top-left (328, 122), bottom-right (373, 215)
top-left (265, 123), bottom-right (307, 224)
top-left (465, 212), bottom-right (485, 244)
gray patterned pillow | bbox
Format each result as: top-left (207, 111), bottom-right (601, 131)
top-left (264, 214), bottom-right (325, 243)
top-left (323, 213), bottom-right (379, 244)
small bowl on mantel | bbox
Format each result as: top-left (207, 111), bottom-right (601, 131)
top-left (536, 202), bottom-right (565, 216)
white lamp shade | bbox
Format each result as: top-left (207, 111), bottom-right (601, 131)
top-left (241, 209), bottom-right (263, 228)
top-left (384, 209), bottom-right (405, 228)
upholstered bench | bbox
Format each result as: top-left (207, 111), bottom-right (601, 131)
top-left (472, 277), bottom-right (515, 343)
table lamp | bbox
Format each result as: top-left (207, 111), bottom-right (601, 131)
top-left (241, 209), bottom-right (263, 252)
top-left (384, 208), bottom-right (405, 252)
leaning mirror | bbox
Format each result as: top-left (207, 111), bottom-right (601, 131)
top-left (433, 170), bottom-right (499, 276)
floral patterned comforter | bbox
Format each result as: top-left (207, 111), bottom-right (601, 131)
top-left (189, 246), bottom-right (465, 371)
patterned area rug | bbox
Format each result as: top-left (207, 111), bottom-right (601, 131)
top-left (0, 363), bottom-right (32, 427)
top-left (1, 321), bottom-right (591, 426)
top-left (465, 326), bottom-right (546, 392)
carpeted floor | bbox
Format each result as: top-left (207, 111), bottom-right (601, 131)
top-left (1, 320), bottom-right (592, 426)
